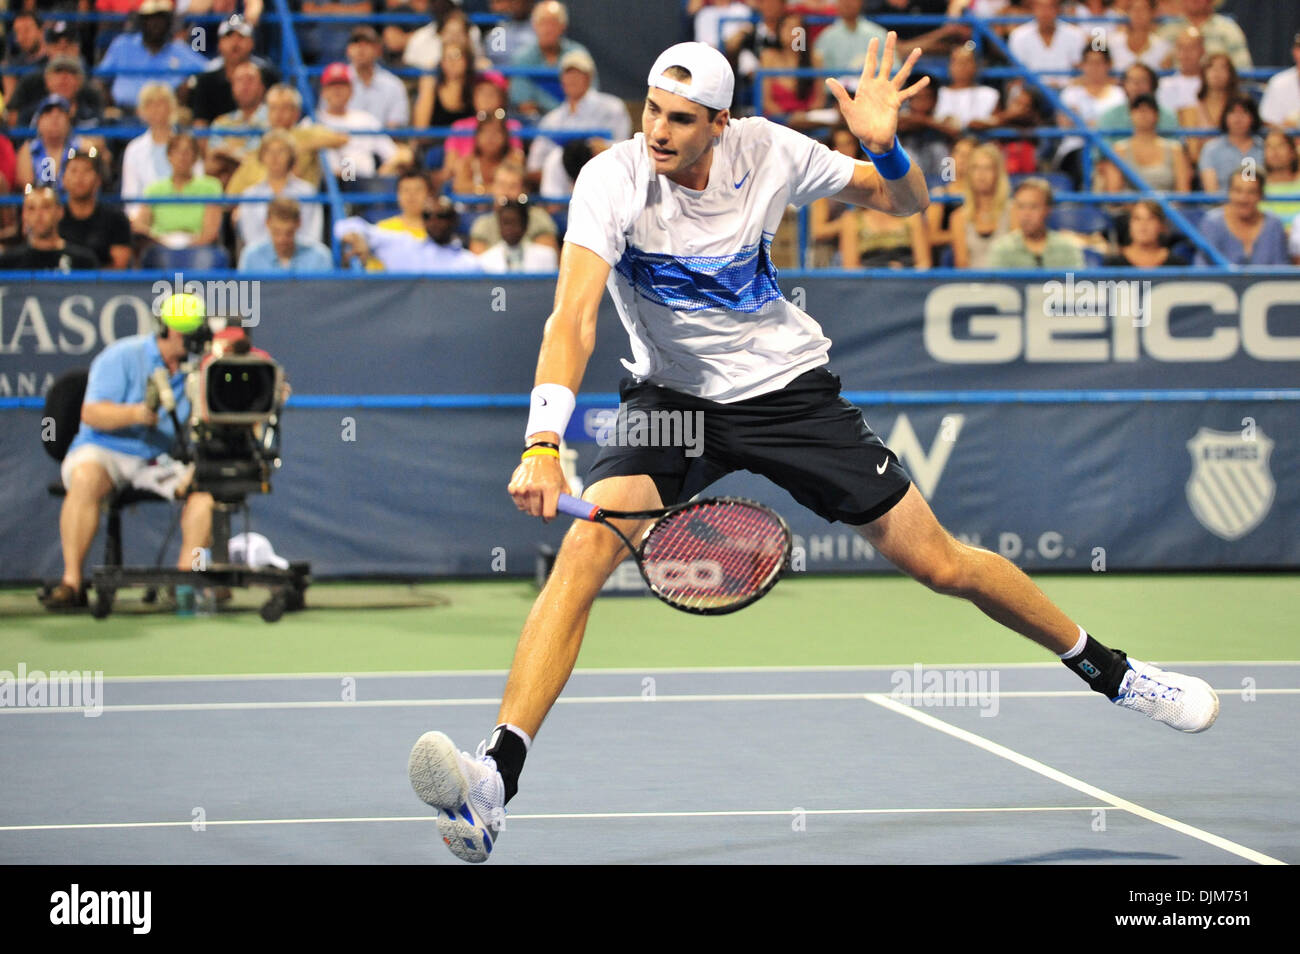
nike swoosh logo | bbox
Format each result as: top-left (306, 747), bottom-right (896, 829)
top-left (734, 171), bottom-right (750, 189)
top-left (538, 397), bottom-right (548, 406)
top-left (876, 458), bottom-right (889, 475)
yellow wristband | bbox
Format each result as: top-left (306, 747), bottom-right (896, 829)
top-left (521, 446), bottom-right (561, 461)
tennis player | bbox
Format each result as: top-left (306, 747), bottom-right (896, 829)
top-left (409, 36), bottom-right (1220, 863)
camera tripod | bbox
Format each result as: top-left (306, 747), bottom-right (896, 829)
top-left (90, 498), bottom-right (311, 623)
top-left (90, 409), bottom-right (310, 623)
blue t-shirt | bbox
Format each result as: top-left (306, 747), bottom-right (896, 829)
top-left (67, 334), bottom-right (189, 460)
top-left (1194, 207), bottom-right (1290, 266)
top-left (100, 34), bottom-right (210, 109)
top-left (238, 239), bottom-right (334, 272)
top-left (1197, 135), bottom-right (1266, 190)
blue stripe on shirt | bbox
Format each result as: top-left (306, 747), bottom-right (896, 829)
top-left (614, 237), bottom-right (783, 313)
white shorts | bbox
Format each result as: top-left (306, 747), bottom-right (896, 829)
top-left (61, 444), bottom-right (191, 499)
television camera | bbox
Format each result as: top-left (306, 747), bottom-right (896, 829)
top-left (90, 297), bottom-right (310, 622)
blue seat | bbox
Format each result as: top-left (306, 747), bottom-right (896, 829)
top-left (301, 22), bottom-right (351, 65)
top-left (344, 175), bottom-right (400, 221)
top-left (1081, 247), bottom-right (1105, 268)
top-left (139, 245), bottom-right (230, 271)
top-left (1048, 203), bottom-right (1111, 235)
top-left (341, 175), bottom-right (398, 195)
top-left (424, 145), bottom-right (446, 171)
top-left (1172, 204), bottom-right (1207, 233)
top-left (937, 245), bottom-right (955, 268)
top-left (549, 208), bottom-right (568, 238)
top-left (1043, 172), bottom-right (1074, 194)
top-left (924, 171), bottom-right (949, 191)
top-left (1010, 172), bottom-right (1074, 195)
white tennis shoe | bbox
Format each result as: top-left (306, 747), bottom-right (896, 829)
top-left (1111, 656), bottom-right (1220, 733)
top-left (408, 731), bottom-right (506, 863)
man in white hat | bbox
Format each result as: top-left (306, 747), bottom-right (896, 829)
top-left (407, 36), bottom-right (1222, 864)
top-left (525, 49), bottom-right (630, 191)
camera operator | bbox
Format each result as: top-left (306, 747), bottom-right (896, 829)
top-left (40, 297), bottom-right (214, 611)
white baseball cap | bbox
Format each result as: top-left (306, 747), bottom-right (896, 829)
top-left (560, 49), bottom-right (597, 75)
top-left (646, 42), bottom-right (734, 111)
top-left (228, 532), bottom-right (289, 570)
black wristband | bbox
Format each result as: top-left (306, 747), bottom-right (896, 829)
top-left (525, 441), bottom-right (560, 451)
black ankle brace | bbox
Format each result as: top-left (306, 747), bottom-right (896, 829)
top-left (1063, 633), bottom-right (1130, 698)
top-left (485, 724), bottom-right (527, 804)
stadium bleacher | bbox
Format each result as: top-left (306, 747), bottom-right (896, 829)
top-left (0, 0), bottom-right (1296, 271)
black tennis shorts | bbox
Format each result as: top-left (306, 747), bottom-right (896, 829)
top-left (586, 367), bottom-right (912, 525)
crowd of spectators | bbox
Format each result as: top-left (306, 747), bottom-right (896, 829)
top-left (0, 0), bottom-right (633, 272)
top-left (717, 0), bottom-right (1300, 268)
top-left (0, 0), bottom-right (1297, 272)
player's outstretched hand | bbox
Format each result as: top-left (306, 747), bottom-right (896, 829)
top-left (508, 455), bottom-right (570, 521)
top-left (826, 32), bottom-right (929, 154)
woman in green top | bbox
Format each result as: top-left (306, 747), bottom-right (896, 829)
top-left (1261, 130), bottom-right (1300, 231)
top-left (131, 132), bottom-right (223, 248)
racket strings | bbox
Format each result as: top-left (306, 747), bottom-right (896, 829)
top-left (640, 501), bottom-right (788, 610)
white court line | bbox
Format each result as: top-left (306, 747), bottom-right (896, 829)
top-left (0, 692), bottom-right (867, 715)
top-left (0, 806), bottom-right (1105, 833)
top-left (79, 664), bottom-right (1080, 683)
top-left (3, 687), bottom-right (1298, 716)
top-left (84, 660), bottom-right (1300, 683)
top-left (864, 693), bottom-right (1287, 866)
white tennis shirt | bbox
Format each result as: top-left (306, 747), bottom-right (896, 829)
top-left (565, 117), bottom-right (857, 403)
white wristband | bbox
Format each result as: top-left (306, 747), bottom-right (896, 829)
top-left (525, 383), bottom-right (576, 441)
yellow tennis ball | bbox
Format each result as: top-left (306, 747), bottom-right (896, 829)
top-left (158, 292), bottom-right (206, 333)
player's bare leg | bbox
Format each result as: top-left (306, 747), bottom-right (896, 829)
top-left (855, 484), bottom-right (1078, 653)
top-left (408, 474), bottom-right (661, 862)
top-left (497, 474), bottom-right (661, 736)
top-left (856, 483), bottom-right (1218, 732)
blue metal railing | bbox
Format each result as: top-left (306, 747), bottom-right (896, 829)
top-left (6, 386), bottom-right (1299, 411)
top-left (4, 126), bottom-right (616, 151)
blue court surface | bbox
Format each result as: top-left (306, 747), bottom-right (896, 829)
top-left (1, 662), bottom-right (1294, 865)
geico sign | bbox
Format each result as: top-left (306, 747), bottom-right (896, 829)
top-left (924, 281), bottom-right (1300, 363)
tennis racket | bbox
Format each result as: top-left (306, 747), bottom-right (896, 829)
top-left (556, 493), bottom-right (792, 615)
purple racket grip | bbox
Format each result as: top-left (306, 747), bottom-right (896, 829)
top-left (557, 493), bottom-right (599, 521)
